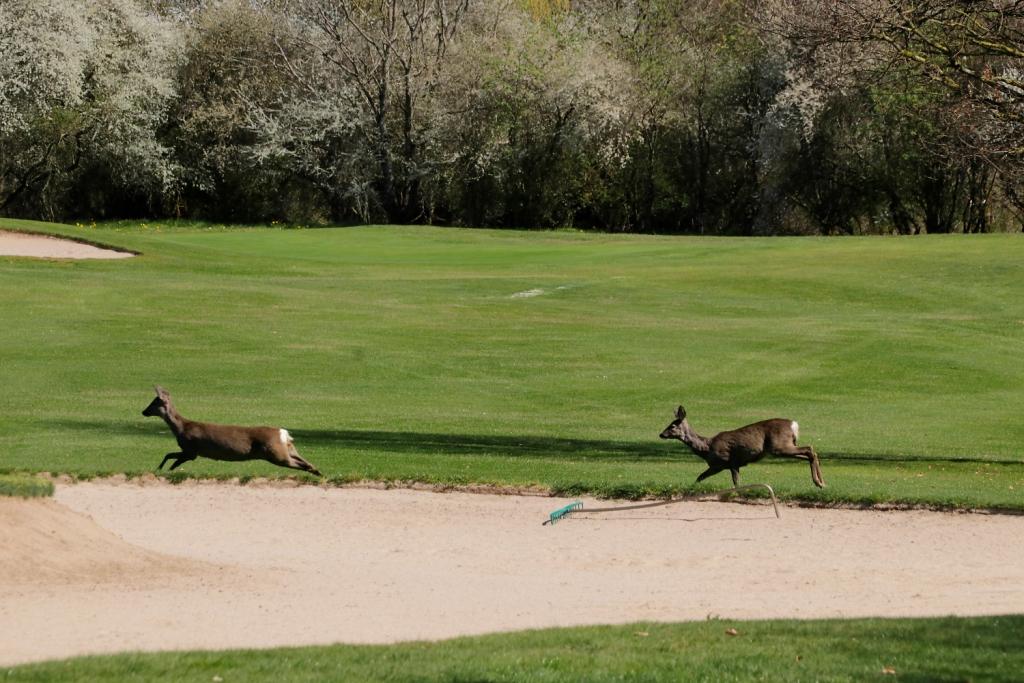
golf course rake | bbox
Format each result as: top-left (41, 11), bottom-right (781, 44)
top-left (542, 483), bottom-right (780, 525)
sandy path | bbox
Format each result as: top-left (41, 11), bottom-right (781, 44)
top-left (2, 481), bottom-right (1023, 665)
top-left (0, 230), bottom-right (133, 259)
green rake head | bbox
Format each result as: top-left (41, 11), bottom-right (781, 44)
top-left (543, 501), bottom-right (583, 526)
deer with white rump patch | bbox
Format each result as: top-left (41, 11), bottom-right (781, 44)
top-left (142, 386), bottom-right (322, 476)
top-left (659, 405), bottom-right (825, 488)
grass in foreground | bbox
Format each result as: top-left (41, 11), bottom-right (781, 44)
top-left (0, 473), bottom-right (53, 498)
top-left (1, 219), bottom-right (1023, 509)
top-left (6, 616), bottom-right (1023, 682)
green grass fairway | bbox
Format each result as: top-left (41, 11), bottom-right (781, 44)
top-left (1, 219), bottom-right (1023, 508)
top-left (6, 616), bottom-right (1022, 682)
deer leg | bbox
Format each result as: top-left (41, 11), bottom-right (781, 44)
top-left (288, 453), bottom-right (322, 477)
top-left (695, 466), bottom-right (723, 483)
top-left (278, 442), bottom-right (322, 477)
top-left (168, 454), bottom-right (196, 471)
top-left (808, 447), bottom-right (826, 488)
top-left (792, 446), bottom-right (825, 488)
top-left (773, 447), bottom-right (826, 488)
top-left (730, 468), bottom-right (740, 487)
top-left (158, 452), bottom-right (183, 470)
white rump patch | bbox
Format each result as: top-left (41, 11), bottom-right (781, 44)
top-left (791, 421), bottom-right (800, 439)
top-left (280, 429), bottom-right (291, 444)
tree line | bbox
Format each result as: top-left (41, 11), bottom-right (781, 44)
top-left (2, 0), bottom-right (1022, 234)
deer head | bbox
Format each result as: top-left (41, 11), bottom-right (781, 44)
top-left (659, 404), bottom-right (712, 456)
top-left (142, 385), bottom-right (172, 418)
top-left (659, 405), bottom-right (689, 441)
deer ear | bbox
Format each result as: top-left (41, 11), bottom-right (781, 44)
top-left (676, 405), bottom-right (686, 419)
top-left (154, 385), bottom-right (168, 398)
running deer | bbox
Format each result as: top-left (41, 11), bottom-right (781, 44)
top-left (141, 386), bottom-right (322, 476)
top-left (659, 405), bottom-right (825, 488)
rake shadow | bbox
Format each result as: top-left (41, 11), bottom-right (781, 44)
top-left (567, 515), bottom-right (779, 523)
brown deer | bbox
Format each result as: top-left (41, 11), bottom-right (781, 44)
top-left (659, 405), bottom-right (825, 488)
top-left (141, 386), bottom-right (322, 476)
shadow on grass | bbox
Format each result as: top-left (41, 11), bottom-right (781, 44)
top-left (43, 419), bottom-right (677, 463)
top-left (291, 428), bottom-right (678, 463)
top-left (42, 417), bottom-right (162, 436)
top-left (829, 615), bottom-right (1024, 683)
top-left (41, 419), bottom-right (1024, 466)
top-left (824, 451), bottom-right (1024, 466)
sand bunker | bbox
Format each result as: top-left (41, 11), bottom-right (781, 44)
top-left (0, 497), bottom-right (193, 585)
top-left (2, 481), bottom-right (1023, 665)
top-left (0, 230), bottom-right (134, 259)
